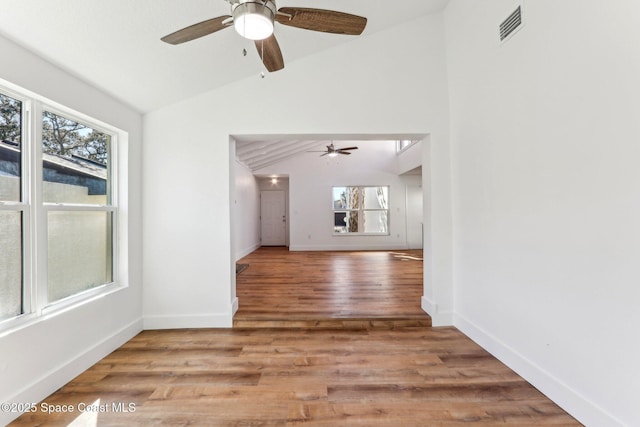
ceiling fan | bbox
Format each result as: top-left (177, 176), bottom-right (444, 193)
top-left (160, 0), bottom-right (367, 72)
top-left (309, 143), bottom-right (359, 157)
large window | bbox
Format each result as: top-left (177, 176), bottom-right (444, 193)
top-left (0, 86), bottom-right (119, 327)
top-left (333, 186), bottom-right (389, 235)
top-left (42, 111), bottom-right (114, 303)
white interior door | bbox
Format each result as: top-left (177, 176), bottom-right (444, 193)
top-left (261, 190), bottom-right (286, 246)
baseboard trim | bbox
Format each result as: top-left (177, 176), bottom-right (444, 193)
top-left (1, 318), bottom-right (142, 426)
top-left (290, 244), bottom-right (409, 251)
top-left (236, 243), bottom-right (260, 260)
top-left (454, 312), bottom-right (625, 427)
top-left (421, 296), bottom-right (453, 326)
top-left (231, 297), bottom-right (239, 316)
top-left (143, 312), bottom-right (233, 329)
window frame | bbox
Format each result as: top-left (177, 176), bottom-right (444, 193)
top-left (332, 185), bottom-right (390, 236)
top-left (396, 139), bottom-right (416, 153)
top-left (0, 89), bottom-right (33, 324)
top-left (0, 82), bottom-right (123, 330)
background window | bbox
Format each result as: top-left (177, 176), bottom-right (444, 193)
top-left (47, 211), bottom-right (113, 302)
top-left (0, 211), bottom-right (23, 320)
top-left (396, 139), bottom-right (414, 152)
top-left (0, 92), bottom-right (23, 321)
top-left (42, 111), bottom-right (110, 204)
top-left (42, 110), bottom-right (115, 303)
top-left (333, 186), bottom-right (389, 234)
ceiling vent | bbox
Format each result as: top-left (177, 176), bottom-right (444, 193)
top-left (500, 5), bottom-right (523, 42)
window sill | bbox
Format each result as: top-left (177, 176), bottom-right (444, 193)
top-left (0, 282), bottom-right (127, 338)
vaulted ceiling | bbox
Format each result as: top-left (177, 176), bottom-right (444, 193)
top-left (0, 0), bottom-right (449, 113)
top-left (236, 138), bottom-right (382, 172)
top-left (236, 139), bottom-right (330, 171)
top-left (234, 135), bottom-right (425, 173)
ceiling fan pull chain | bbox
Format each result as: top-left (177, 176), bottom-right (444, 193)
top-left (260, 40), bottom-right (265, 78)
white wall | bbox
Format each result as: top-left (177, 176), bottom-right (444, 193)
top-left (445, 1), bottom-right (640, 426)
top-left (405, 182), bottom-right (423, 250)
top-left (0, 35), bottom-right (143, 426)
top-left (397, 141), bottom-right (423, 175)
top-left (143, 13), bottom-right (453, 328)
top-left (233, 161), bottom-right (261, 259)
top-left (398, 142), bottom-right (424, 250)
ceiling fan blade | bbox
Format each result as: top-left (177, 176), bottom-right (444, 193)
top-left (276, 8), bottom-right (367, 35)
top-left (161, 16), bottom-right (232, 45)
top-left (255, 34), bottom-right (284, 72)
top-left (337, 151), bottom-right (352, 155)
top-left (337, 146), bottom-right (358, 151)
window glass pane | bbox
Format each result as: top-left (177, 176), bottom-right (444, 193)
top-left (333, 186), bottom-right (359, 209)
top-left (363, 186), bottom-right (388, 209)
top-left (334, 211), bottom-right (347, 233)
top-left (47, 211), bottom-right (113, 302)
top-left (333, 187), bottom-right (347, 209)
top-left (0, 93), bottom-right (22, 202)
top-left (334, 211), bottom-right (358, 233)
top-left (42, 111), bottom-right (110, 204)
top-left (363, 211), bottom-right (389, 234)
top-left (0, 211), bottom-right (23, 320)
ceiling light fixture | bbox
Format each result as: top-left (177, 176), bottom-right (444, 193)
top-left (233, 1), bottom-right (276, 40)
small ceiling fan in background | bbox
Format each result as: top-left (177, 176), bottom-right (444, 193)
top-left (309, 143), bottom-right (359, 157)
top-left (160, 0), bottom-right (368, 72)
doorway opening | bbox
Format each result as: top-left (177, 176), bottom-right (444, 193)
top-left (229, 134), bottom-right (431, 324)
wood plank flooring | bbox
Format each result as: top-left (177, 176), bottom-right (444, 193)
top-left (10, 327), bottom-right (581, 426)
top-left (9, 248), bottom-right (582, 426)
top-left (234, 247), bottom-right (431, 328)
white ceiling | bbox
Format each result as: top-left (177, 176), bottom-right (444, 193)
top-left (236, 138), bottom-right (410, 176)
top-left (0, 0), bottom-right (449, 113)
top-left (236, 138), bottom-right (384, 172)
top-left (237, 138), bottom-right (332, 171)
top-left (234, 134), bottom-right (426, 173)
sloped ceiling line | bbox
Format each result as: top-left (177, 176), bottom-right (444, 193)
top-left (0, 0), bottom-right (450, 112)
top-left (236, 139), bottom-right (328, 171)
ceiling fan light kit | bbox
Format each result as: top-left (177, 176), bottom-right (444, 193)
top-left (161, 0), bottom-right (367, 73)
top-left (232, 1), bottom-right (276, 40)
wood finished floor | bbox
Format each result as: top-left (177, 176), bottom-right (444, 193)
top-left (234, 247), bottom-right (431, 328)
top-left (10, 248), bottom-right (582, 426)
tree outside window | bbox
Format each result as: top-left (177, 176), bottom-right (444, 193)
top-left (333, 186), bottom-right (389, 234)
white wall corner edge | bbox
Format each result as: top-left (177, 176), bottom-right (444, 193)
top-left (143, 312), bottom-right (233, 330)
top-left (454, 313), bottom-right (626, 427)
top-left (0, 318), bottom-right (143, 426)
top-left (421, 296), bottom-right (453, 326)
